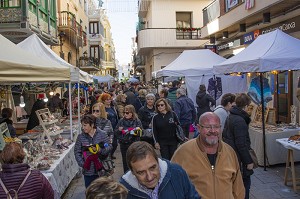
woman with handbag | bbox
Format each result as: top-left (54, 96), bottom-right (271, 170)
top-left (138, 93), bottom-right (156, 146)
top-left (153, 98), bottom-right (179, 160)
top-left (222, 93), bottom-right (254, 199)
top-left (74, 114), bottom-right (112, 188)
top-left (114, 105), bottom-right (143, 173)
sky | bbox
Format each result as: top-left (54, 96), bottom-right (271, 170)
top-left (102, 0), bottom-right (138, 66)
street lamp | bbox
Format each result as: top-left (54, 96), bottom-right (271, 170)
top-left (58, 31), bottom-right (66, 59)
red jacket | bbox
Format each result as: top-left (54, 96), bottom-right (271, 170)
top-left (0, 163), bottom-right (54, 199)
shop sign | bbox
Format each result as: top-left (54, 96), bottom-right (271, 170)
top-left (243, 29), bottom-right (260, 44)
top-left (205, 45), bottom-right (217, 53)
top-left (261, 15), bottom-right (300, 35)
top-left (217, 38), bottom-right (241, 51)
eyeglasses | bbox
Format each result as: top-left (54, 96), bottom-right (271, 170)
top-left (199, 125), bottom-right (221, 131)
top-left (93, 110), bottom-right (100, 113)
top-left (124, 112), bottom-right (131, 115)
top-left (157, 104), bottom-right (165, 107)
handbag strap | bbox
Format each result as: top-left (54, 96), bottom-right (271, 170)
top-left (0, 169), bottom-right (31, 199)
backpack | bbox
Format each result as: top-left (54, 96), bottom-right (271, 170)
top-left (0, 169), bottom-right (31, 199)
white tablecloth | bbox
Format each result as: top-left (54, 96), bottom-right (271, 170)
top-left (276, 138), bottom-right (300, 151)
top-left (42, 143), bottom-right (79, 199)
top-left (249, 127), bottom-right (300, 166)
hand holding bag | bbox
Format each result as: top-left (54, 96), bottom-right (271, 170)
top-left (171, 112), bottom-right (188, 144)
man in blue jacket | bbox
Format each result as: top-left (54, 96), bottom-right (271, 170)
top-left (120, 141), bottom-right (200, 199)
top-left (174, 88), bottom-right (196, 138)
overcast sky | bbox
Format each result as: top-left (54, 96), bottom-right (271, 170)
top-left (103, 0), bottom-right (138, 66)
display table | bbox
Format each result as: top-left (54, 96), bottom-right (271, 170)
top-left (276, 138), bottom-right (300, 191)
top-left (41, 143), bottom-right (79, 199)
top-left (249, 127), bottom-right (300, 166)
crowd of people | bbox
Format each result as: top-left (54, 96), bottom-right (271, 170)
top-left (0, 80), bottom-right (255, 199)
top-left (72, 80), bottom-right (255, 199)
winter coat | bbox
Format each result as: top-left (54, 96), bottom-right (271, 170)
top-left (114, 118), bottom-right (143, 144)
top-left (47, 95), bottom-right (63, 112)
top-left (174, 95), bottom-right (196, 125)
top-left (120, 158), bottom-right (200, 199)
top-left (138, 106), bottom-right (156, 129)
top-left (95, 117), bottom-right (113, 139)
top-left (196, 91), bottom-right (215, 118)
top-left (74, 128), bottom-right (112, 176)
top-left (0, 163), bottom-right (54, 199)
top-left (222, 105), bottom-right (253, 177)
top-left (167, 87), bottom-right (177, 104)
top-left (124, 90), bottom-right (137, 106)
top-left (0, 118), bottom-right (16, 137)
top-left (27, 99), bottom-right (46, 130)
top-left (134, 97), bottom-right (146, 113)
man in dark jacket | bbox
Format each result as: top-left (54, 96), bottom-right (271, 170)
top-left (174, 88), bottom-right (196, 138)
top-left (48, 93), bottom-right (63, 113)
top-left (196, 84), bottom-right (215, 122)
top-left (120, 141), bottom-right (200, 199)
top-left (222, 93), bottom-right (253, 199)
top-left (124, 86), bottom-right (137, 106)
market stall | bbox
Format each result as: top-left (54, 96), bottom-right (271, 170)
top-left (213, 29), bottom-right (300, 169)
top-left (0, 34), bottom-right (83, 197)
top-left (155, 49), bottom-right (247, 105)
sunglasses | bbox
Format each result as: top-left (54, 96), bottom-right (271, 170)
top-left (124, 112), bottom-right (131, 115)
top-left (93, 110), bottom-right (100, 113)
top-left (157, 104), bottom-right (165, 107)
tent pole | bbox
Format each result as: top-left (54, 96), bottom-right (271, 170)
top-left (276, 74), bottom-right (279, 123)
top-left (69, 82), bottom-right (73, 141)
top-left (260, 73), bottom-right (267, 171)
top-left (78, 82), bottom-right (81, 138)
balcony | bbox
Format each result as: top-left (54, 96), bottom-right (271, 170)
top-left (137, 28), bottom-right (207, 52)
top-left (79, 56), bottom-right (100, 72)
top-left (203, 0), bottom-right (220, 26)
top-left (138, 0), bottom-right (151, 18)
top-left (88, 8), bottom-right (101, 21)
top-left (58, 11), bottom-right (83, 48)
top-left (89, 33), bottom-right (102, 43)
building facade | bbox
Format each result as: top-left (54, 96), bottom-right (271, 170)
top-left (200, 0), bottom-right (300, 123)
top-left (87, 6), bottom-right (117, 76)
top-left (135, 0), bottom-right (212, 82)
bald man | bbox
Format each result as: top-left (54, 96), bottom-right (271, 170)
top-left (171, 112), bottom-right (245, 199)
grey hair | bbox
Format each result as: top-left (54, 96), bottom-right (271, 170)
top-left (146, 93), bottom-right (155, 99)
top-left (176, 88), bottom-right (186, 96)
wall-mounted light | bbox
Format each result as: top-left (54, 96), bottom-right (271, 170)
top-left (263, 12), bottom-right (271, 24)
top-left (240, 24), bottom-right (246, 32)
top-left (20, 95), bottom-right (25, 107)
top-left (222, 31), bottom-right (228, 39)
top-left (49, 91), bottom-right (54, 96)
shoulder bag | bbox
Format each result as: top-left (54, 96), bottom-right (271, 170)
top-left (171, 112), bottom-right (187, 144)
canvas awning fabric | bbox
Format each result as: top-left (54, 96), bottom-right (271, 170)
top-left (17, 34), bottom-right (93, 83)
top-left (93, 75), bottom-right (114, 83)
top-left (0, 34), bottom-right (70, 82)
top-left (156, 49), bottom-right (226, 77)
top-left (213, 29), bottom-right (300, 73)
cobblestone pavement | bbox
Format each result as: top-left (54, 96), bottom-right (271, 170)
top-left (63, 145), bottom-right (300, 199)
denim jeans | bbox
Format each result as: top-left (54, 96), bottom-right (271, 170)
top-left (84, 175), bottom-right (99, 188)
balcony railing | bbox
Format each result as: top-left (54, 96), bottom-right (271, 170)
top-left (0, 0), bottom-right (21, 8)
top-left (137, 28), bottom-right (204, 50)
top-left (58, 11), bottom-right (83, 36)
top-left (102, 60), bottom-right (115, 69)
top-left (203, 0), bottom-right (220, 26)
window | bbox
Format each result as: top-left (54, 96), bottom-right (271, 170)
top-left (176, 12), bottom-right (191, 28)
top-left (89, 22), bottom-right (99, 34)
top-left (90, 45), bottom-right (100, 60)
top-left (176, 12), bottom-right (193, 39)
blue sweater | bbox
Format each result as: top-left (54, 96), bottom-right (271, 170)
top-left (120, 159), bottom-right (200, 199)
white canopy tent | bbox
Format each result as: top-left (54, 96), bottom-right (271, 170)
top-left (155, 49), bottom-right (247, 106)
top-left (213, 29), bottom-right (300, 169)
top-left (156, 49), bottom-right (225, 77)
top-left (0, 34), bottom-right (70, 82)
top-left (94, 75), bottom-right (114, 88)
top-left (213, 29), bottom-right (300, 73)
top-left (17, 34), bottom-right (93, 83)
